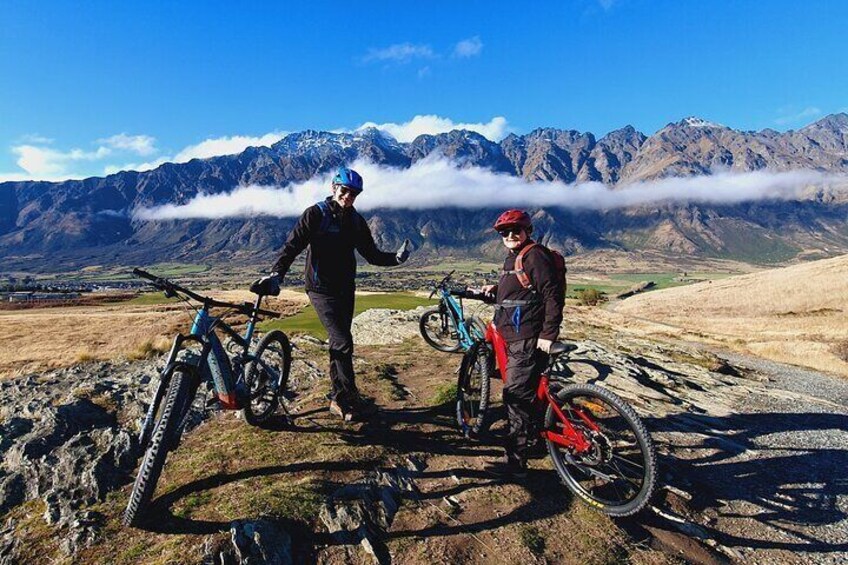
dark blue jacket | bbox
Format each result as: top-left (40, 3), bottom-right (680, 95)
top-left (273, 198), bottom-right (398, 294)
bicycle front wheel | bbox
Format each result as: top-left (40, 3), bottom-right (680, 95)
top-left (123, 368), bottom-right (195, 526)
top-left (243, 330), bottom-right (291, 425)
top-left (456, 341), bottom-right (493, 437)
top-left (420, 306), bottom-right (462, 353)
top-left (545, 383), bottom-right (656, 516)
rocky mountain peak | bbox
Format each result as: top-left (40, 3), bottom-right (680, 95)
top-left (677, 116), bottom-right (726, 129)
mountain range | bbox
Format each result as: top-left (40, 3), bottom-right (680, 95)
top-left (2, 114), bottom-right (848, 272)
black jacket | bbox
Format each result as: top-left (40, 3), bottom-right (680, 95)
top-left (273, 198), bottom-right (399, 294)
top-left (492, 240), bottom-right (564, 342)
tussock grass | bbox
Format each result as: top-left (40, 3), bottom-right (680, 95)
top-left (0, 289), bottom-right (307, 378)
top-left (125, 337), bottom-right (171, 360)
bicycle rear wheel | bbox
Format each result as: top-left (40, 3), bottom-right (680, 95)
top-left (123, 368), bottom-right (195, 526)
top-left (420, 306), bottom-right (462, 353)
top-left (456, 341), bottom-right (493, 437)
top-left (544, 383), bottom-right (656, 516)
top-left (243, 330), bottom-right (291, 425)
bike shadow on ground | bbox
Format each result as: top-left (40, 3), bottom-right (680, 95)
top-left (139, 459), bottom-right (380, 563)
top-left (645, 410), bottom-right (848, 555)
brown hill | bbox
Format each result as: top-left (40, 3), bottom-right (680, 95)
top-left (614, 254), bottom-right (848, 376)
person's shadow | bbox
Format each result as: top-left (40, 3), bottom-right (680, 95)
top-left (646, 410), bottom-right (848, 554)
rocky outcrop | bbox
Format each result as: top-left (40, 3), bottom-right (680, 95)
top-left (0, 360), bottom-right (206, 559)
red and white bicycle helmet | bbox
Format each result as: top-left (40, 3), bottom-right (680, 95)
top-left (493, 209), bottom-right (533, 233)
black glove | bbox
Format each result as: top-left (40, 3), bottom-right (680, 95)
top-left (250, 273), bottom-right (281, 297)
top-left (396, 239), bottom-right (412, 264)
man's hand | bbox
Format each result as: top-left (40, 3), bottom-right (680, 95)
top-left (481, 284), bottom-right (496, 297)
top-left (250, 272), bottom-right (281, 296)
top-left (536, 338), bottom-right (554, 354)
top-left (396, 239), bottom-right (412, 264)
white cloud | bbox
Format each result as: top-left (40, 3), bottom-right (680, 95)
top-left (417, 66), bottom-right (432, 79)
top-left (356, 115), bottom-right (510, 142)
top-left (598, 0), bottom-right (617, 10)
top-left (135, 156), bottom-right (846, 221)
top-left (173, 132), bottom-right (286, 161)
top-left (12, 144), bottom-right (111, 178)
top-left (362, 43), bottom-right (435, 64)
top-left (99, 133), bottom-right (157, 156)
top-left (103, 131), bottom-right (286, 175)
top-left (453, 36), bottom-right (483, 58)
top-left (775, 106), bottom-right (822, 126)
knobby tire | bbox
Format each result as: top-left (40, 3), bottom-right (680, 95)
top-left (123, 368), bottom-right (194, 527)
top-left (545, 383), bottom-right (657, 516)
top-left (242, 330), bottom-right (291, 425)
top-left (456, 341), bottom-right (493, 436)
top-left (419, 305), bottom-right (462, 353)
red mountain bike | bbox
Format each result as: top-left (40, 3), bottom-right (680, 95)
top-left (454, 293), bottom-right (657, 516)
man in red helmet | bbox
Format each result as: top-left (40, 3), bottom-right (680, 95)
top-left (482, 209), bottom-right (564, 478)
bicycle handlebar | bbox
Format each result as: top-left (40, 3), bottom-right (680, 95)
top-left (449, 287), bottom-right (496, 304)
top-left (132, 268), bottom-right (280, 318)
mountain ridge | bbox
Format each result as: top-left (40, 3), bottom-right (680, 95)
top-left (2, 114), bottom-right (848, 271)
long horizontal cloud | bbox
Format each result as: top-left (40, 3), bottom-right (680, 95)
top-left (134, 156), bottom-right (846, 221)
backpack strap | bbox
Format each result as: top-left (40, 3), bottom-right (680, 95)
top-left (501, 243), bottom-right (538, 289)
top-left (315, 200), bottom-right (338, 234)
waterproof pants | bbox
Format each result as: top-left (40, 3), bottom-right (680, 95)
top-left (308, 289), bottom-right (358, 404)
top-left (503, 338), bottom-right (549, 467)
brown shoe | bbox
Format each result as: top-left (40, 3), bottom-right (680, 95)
top-left (329, 399), bottom-right (353, 422)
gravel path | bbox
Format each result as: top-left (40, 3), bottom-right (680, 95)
top-left (662, 347), bottom-right (848, 564)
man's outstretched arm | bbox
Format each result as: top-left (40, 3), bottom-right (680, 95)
top-left (355, 215), bottom-right (410, 266)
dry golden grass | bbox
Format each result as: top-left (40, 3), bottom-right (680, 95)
top-left (613, 254), bottom-right (848, 377)
top-left (0, 289), bottom-right (308, 379)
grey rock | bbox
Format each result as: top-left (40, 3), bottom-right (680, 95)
top-left (229, 519), bottom-right (293, 565)
top-left (0, 357), bottom-right (209, 561)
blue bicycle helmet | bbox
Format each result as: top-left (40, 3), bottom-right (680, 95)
top-left (331, 167), bottom-right (364, 193)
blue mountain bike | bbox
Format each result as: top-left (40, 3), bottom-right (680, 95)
top-left (123, 269), bottom-right (290, 526)
top-left (419, 270), bottom-right (487, 353)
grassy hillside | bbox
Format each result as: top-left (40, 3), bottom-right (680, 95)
top-left (614, 254), bottom-right (848, 377)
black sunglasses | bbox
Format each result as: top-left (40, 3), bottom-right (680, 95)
top-left (498, 227), bottom-right (525, 237)
top-left (335, 186), bottom-right (359, 198)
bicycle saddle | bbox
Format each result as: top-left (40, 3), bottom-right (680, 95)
top-left (549, 342), bottom-right (578, 357)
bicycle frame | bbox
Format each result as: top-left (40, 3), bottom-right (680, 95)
top-left (483, 322), bottom-right (594, 454)
top-left (139, 292), bottom-right (266, 445)
top-left (438, 288), bottom-right (477, 350)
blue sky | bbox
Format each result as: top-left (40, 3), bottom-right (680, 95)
top-left (1, 0), bottom-right (846, 181)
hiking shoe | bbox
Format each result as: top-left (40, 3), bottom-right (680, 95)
top-left (484, 461), bottom-right (528, 481)
top-left (329, 399), bottom-right (354, 422)
top-left (329, 395), bottom-right (378, 422)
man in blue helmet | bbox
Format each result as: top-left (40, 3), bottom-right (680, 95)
top-left (270, 167), bottom-right (412, 421)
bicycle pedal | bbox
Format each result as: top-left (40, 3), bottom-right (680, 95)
top-left (281, 390), bottom-right (299, 401)
top-left (205, 397), bottom-right (220, 409)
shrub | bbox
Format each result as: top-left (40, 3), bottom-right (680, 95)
top-left (833, 340), bottom-right (848, 363)
top-left (126, 337), bottom-right (171, 360)
top-left (576, 288), bottom-right (604, 306)
top-left (519, 524), bottom-right (546, 556)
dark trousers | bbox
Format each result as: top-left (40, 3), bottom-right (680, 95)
top-left (308, 289), bottom-right (358, 404)
top-left (503, 338), bottom-right (549, 467)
